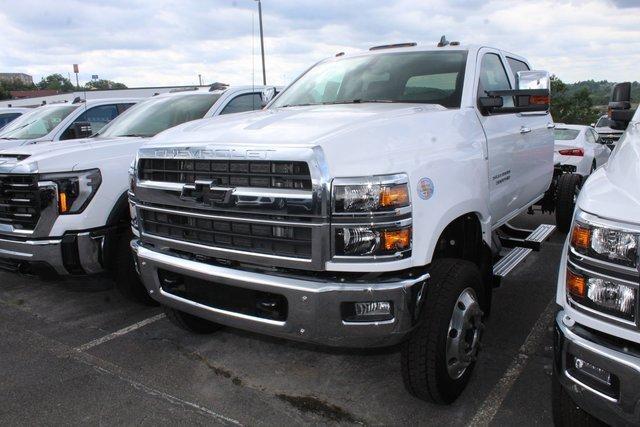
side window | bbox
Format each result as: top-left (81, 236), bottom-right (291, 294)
top-left (478, 53), bottom-right (513, 109)
top-left (117, 103), bottom-right (135, 114)
top-left (60, 104), bottom-right (119, 140)
top-left (220, 93), bottom-right (262, 115)
top-left (506, 57), bottom-right (530, 78)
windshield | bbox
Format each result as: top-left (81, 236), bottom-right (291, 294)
top-left (272, 50), bottom-right (468, 109)
top-left (0, 105), bottom-right (78, 140)
top-left (554, 129), bottom-right (580, 140)
top-left (98, 93), bottom-right (221, 138)
top-left (0, 112), bottom-right (22, 128)
top-left (595, 116), bottom-right (615, 128)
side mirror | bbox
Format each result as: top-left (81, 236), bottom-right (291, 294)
top-left (608, 82), bottom-right (633, 130)
top-left (590, 123), bottom-right (595, 127)
top-left (481, 70), bottom-right (550, 114)
top-left (261, 87), bottom-right (276, 107)
top-left (72, 121), bottom-right (93, 139)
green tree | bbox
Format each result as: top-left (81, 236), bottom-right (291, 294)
top-left (37, 73), bottom-right (75, 92)
top-left (549, 76), bottom-right (599, 125)
top-left (0, 82), bottom-right (10, 101)
top-left (84, 79), bottom-right (128, 90)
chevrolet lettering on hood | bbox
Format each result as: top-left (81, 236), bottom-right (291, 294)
top-left (150, 147), bottom-right (275, 160)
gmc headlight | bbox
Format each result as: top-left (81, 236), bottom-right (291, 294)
top-left (567, 268), bottom-right (636, 321)
top-left (570, 211), bottom-right (638, 268)
top-left (40, 169), bottom-right (102, 214)
top-left (332, 174), bottom-right (410, 214)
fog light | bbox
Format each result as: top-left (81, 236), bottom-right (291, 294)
top-left (342, 301), bottom-right (393, 322)
top-left (574, 357), bottom-right (612, 386)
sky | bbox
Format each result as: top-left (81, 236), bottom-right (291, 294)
top-left (0, 0), bottom-right (639, 88)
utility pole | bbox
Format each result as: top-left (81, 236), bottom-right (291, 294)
top-left (256, 0), bottom-right (266, 85)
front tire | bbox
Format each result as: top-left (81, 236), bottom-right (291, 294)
top-left (163, 306), bottom-right (223, 334)
top-left (401, 259), bottom-right (484, 404)
top-left (114, 231), bottom-right (157, 306)
top-left (552, 367), bottom-right (604, 426)
top-left (555, 173), bottom-right (582, 233)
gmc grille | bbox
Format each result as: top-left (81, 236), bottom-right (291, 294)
top-left (0, 174), bottom-right (44, 231)
top-left (139, 159), bottom-right (312, 190)
top-left (140, 209), bottom-right (312, 259)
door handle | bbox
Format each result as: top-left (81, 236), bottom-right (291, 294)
top-left (546, 123), bottom-right (555, 129)
top-left (520, 127), bottom-right (531, 134)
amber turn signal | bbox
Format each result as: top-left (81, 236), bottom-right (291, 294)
top-left (566, 269), bottom-right (586, 298)
top-left (571, 224), bottom-right (591, 250)
top-left (58, 192), bottom-right (69, 214)
top-left (380, 185), bottom-right (410, 208)
top-left (383, 228), bottom-right (411, 251)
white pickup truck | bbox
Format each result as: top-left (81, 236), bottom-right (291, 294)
top-left (0, 85), bottom-right (274, 303)
top-left (553, 83), bottom-right (640, 426)
top-left (0, 98), bottom-right (140, 149)
top-left (128, 41), bottom-right (572, 403)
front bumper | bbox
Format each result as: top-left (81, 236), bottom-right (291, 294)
top-left (132, 240), bottom-right (430, 348)
top-left (554, 311), bottom-right (640, 426)
top-left (0, 231), bottom-right (105, 276)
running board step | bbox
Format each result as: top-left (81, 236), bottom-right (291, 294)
top-left (499, 223), bottom-right (556, 251)
top-left (493, 223), bottom-right (555, 278)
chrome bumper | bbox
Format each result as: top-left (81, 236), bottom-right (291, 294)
top-left (0, 232), bottom-right (104, 275)
top-left (554, 311), bottom-right (640, 426)
top-left (132, 240), bottom-right (430, 348)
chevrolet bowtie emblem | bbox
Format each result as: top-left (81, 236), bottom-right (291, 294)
top-left (180, 180), bottom-right (235, 206)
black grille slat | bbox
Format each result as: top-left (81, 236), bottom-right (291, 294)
top-left (0, 174), bottom-right (42, 230)
top-left (141, 210), bottom-right (312, 258)
top-left (139, 159), bottom-right (312, 190)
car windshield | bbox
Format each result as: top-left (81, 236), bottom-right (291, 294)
top-left (97, 93), bottom-right (221, 138)
top-left (0, 112), bottom-right (23, 129)
top-left (554, 129), bottom-right (580, 140)
top-left (595, 116), bottom-right (615, 128)
top-left (0, 105), bottom-right (78, 140)
top-left (271, 50), bottom-right (468, 109)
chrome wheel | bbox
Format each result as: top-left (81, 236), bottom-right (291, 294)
top-left (446, 288), bottom-right (483, 380)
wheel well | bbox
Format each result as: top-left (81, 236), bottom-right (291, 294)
top-left (102, 192), bottom-right (131, 272)
top-left (433, 213), bottom-right (484, 267)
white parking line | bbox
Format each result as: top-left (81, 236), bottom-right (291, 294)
top-left (75, 313), bottom-right (166, 352)
top-left (468, 299), bottom-right (556, 427)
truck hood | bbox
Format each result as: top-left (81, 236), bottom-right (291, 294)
top-left (578, 121), bottom-right (640, 223)
top-left (0, 136), bottom-right (144, 173)
top-left (146, 103), bottom-right (447, 148)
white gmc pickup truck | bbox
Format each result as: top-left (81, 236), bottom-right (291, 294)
top-left (553, 83), bottom-right (640, 426)
top-left (129, 41), bottom-right (567, 403)
top-left (0, 85), bottom-right (273, 302)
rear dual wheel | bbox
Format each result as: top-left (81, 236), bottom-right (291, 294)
top-left (555, 173), bottom-right (582, 233)
top-left (401, 259), bottom-right (485, 404)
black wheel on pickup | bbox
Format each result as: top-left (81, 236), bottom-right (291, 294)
top-left (401, 259), bottom-right (484, 404)
top-left (552, 367), bottom-right (604, 426)
top-left (114, 230), bottom-right (158, 306)
top-left (555, 173), bottom-right (582, 233)
top-left (163, 306), bottom-right (223, 334)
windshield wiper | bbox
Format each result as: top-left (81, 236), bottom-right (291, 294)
top-left (118, 133), bottom-right (151, 138)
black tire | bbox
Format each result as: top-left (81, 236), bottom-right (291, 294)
top-left (163, 305), bottom-right (223, 334)
top-left (552, 368), bottom-right (604, 426)
top-left (555, 173), bottom-right (582, 233)
top-left (114, 231), bottom-right (157, 306)
top-left (401, 259), bottom-right (485, 404)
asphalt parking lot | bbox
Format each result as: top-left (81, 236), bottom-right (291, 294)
top-left (0, 212), bottom-right (564, 426)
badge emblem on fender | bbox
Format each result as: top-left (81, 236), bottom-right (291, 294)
top-left (417, 177), bottom-right (434, 200)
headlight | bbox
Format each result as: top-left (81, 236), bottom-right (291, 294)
top-left (566, 268), bottom-right (636, 321)
top-left (335, 225), bottom-right (412, 256)
top-left (570, 218), bottom-right (638, 268)
top-left (128, 157), bottom-right (137, 193)
top-left (40, 169), bottom-right (102, 214)
top-left (333, 174), bottom-right (410, 214)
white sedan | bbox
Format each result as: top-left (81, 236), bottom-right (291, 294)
top-left (554, 124), bottom-right (610, 177)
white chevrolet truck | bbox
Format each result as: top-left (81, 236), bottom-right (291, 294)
top-left (553, 83), bottom-right (640, 426)
top-left (129, 41), bottom-right (567, 403)
top-left (0, 85), bottom-right (273, 303)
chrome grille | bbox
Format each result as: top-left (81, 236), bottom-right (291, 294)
top-left (139, 159), bottom-right (312, 190)
top-left (0, 174), bottom-right (44, 230)
top-left (140, 209), bottom-right (312, 258)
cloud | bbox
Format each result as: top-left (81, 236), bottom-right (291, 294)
top-left (0, 0), bottom-right (638, 86)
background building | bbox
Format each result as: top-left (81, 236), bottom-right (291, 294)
top-left (0, 73), bottom-right (34, 85)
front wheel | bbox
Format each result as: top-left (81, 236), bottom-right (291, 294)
top-left (401, 259), bottom-right (485, 404)
top-left (114, 231), bottom-right (157, 306)
top-left (555, 173), bottom-right (582, 233)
